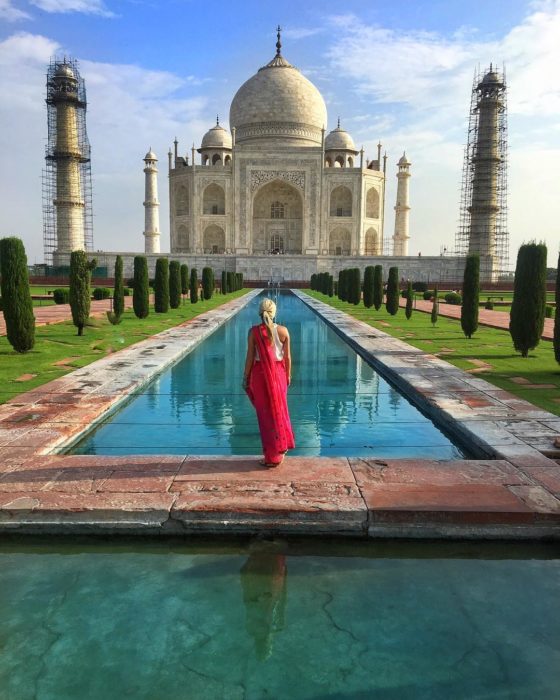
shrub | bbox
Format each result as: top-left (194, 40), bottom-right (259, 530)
top-left (190, 267), bottom-right (199, 303)
top-left (510, 242), bottom-right (547, 357)
top-left (0, 236), bottom-right (35, 352)
top-left (202, 267), bottom-right (213, 300)
top-left (113, 255), bottom-right (124, 321)
top-left (405, 280), bottom-right (413, 320)
top-left (92, 287), bottom-right (111, 300)
top-left (169, 260), bottom-right (181, 309)
top-left (545, 305), bottom-right (553, 319)
top-left (431, 286), bottom-right (439, 326)
top-left (385, 266), bottom-right (399, 315)
top-left (423, 291), bottom-right (432, 301)
top-left (123, 287), bottom-right (131, 297)
top-left (444, 292), bottom-right (462, 305)
top-left (69, 250), bottom-right (96, 336)
top-left (53, 288), bottom-right (69, 304)
top-left (132, 255), bottom-right (149, 319)
top-left (180, 264), bottom-right (189, 296)
top-left (412, 281), bottom-right (428, 292)
top-left (363, 266), bottom-right (374, 308)
top-left (485, 300), bottom-right (494, 310)
top-left (461, 253), bottom-right (479, 339)
top-left (554, 251), bottom-right (560, 365)
top-left (154, 258), bottom-right (169, 313)
top-left (373, 265), bottom-right (383, 310)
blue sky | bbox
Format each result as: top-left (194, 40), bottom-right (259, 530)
top-left (1, 0), bottom-right (559, 266)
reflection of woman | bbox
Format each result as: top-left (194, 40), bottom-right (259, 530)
top-left (242, 298), bottom-right (295, 467)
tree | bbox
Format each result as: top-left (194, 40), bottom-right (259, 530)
top-left (554, 252), bottom-right (560, 365)
top-left (132, 255), bottom-right (149, 319)
top-left (180, 264), bottom-right (189, 299)
top-left (202, 267), bottom-right (213, 300)
top-left (190, 268), bottom-right (199, 303)
top-left (510, 242), bottom-right (547, 357)
top-left (227, 271), bottom-right (235, 294)
top-left (310, 273), bottom-right (317, 291)
top-left (107, 255), bottom-right (124, 325)
top-left (461, 253), bottom-right (480, 339)
top-left (69, 250), bottom-right (96, 336)
top-left (386, 266), bottom-right (399, 315)
top-left (431, 285), bottom-right (439, 326)
top-left (154, 257), bottom-right (169, 313)
top-left (337, 270), bottom-right (344, 300)
top-left (327, 274), bottom-right (334, 297)
top-left (221, 270), bottom-right (227, 294)
top-left (350, 268), bottom-right (361, 305)
top-left (363, 266), bottom-right (374, 308)
top-left (373, 265), bottom-right (383, 311)
top-left (0, 237), bottom-right (35, 352)
top-left (169, 260), bottom-right (181, 309)
top-left (405, 280), bottom-right (413, 320)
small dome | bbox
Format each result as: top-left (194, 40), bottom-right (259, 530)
top-left (398, 152), bottom-right (410, 166)
top-left (54, 62), bottom-right (75, 79)
top-left (325, 124), bottom-right (356, 152)
top-left (200, 122), bottom-right (232, 150)
top-left (144, 148), bottom-right (157, 161)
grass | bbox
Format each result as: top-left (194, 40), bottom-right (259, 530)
top-left (305, 290), bottom-right (560, 417)
top-left (0, 290), bottom-right (247, 404)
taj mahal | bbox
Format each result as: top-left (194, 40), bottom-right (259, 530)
top-left (49, 30), bottom-right (500, 283)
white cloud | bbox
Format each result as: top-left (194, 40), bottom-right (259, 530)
top-left (0, 0), bottom-right (31, 21)
top-left (283, 26), bottom-right (323, 40)
top-left (29, 0), bottom-right (115, 17)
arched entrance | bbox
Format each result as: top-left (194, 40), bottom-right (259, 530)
top-left (251, 180), bottom-right (303, 254)
top-left (203, 224), bottom-right (225, 253)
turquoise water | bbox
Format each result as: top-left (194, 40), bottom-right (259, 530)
top-left (73, 291), bottom-right (465, 458)
top-left (1, 538), bottom-right (559, 699)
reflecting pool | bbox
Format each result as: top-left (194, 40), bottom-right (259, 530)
top-left (1, 538), bottom-right (559, 699)
top-left (73, 291), bottom-right (465, 458)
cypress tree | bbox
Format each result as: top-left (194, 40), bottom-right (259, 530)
top-left (373, 265), bottom-right (383, 311)
top-left (431, 285), bottom-right (439, 326)
top-left (554, 251), bottom-right (560, 365)
top-left (310, 273), bottom-right (317, 291)
top-left (363, 266), bottom-right (374, 308)
top-left (107, 254), bottom-right (124, 325)
top-left (202, 267), bottom-right (213, 300)
top-left (327, 274), bottom-right (334, 297)
top-left (221, 270), bottom-right (227, 294)
top-left (190, 268), bottom-right (199, 303)
top-left (351, 268), bottom-right (361, 305)
top-left (386, 266), bottom-right (399, 315)
top-left (69, 250), bottom-right (96, 336)
top-left (239, 272), bottom-right (243, 289)
top-left (0, 237), bottom-right (35, 352)
top-left (461, 253), bottom-right (480, 339)
top-left (227, 271), bottom-right (235, 294)
top-left (169, 260), bottom-right (181, 309)
top-left (180, 264), bottom-right (189, 298)
top-left (405, 280), bottom-right (413, 320)
top-left (133, 255), bottom-right (149, 319)
top-left (154, 257), bottom-right (169, 313)
top-left (510, 242), bottom-right (548, 357)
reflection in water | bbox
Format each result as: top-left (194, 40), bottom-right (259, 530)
top-left (240, 552), bottom-right (287, 661)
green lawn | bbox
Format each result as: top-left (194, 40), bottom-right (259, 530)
top-left (306, 290), bottom-right (560, 417)
top-left (0, 291), bottom-right (247, 404)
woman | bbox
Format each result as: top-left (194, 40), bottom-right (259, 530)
top-left (242, 298), bottom-right (295, 467)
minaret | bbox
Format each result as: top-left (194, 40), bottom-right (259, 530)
top-left (393, 152), bottom-right (411, 256)
top-left (50, 61), bottom-right (85, 252)
top-left (468, 66), bottom-right (505, 259)
top-left (143, 148), bottom-right (160, 254)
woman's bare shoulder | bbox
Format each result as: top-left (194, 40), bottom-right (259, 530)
top-left (276, 324), bottom-right (290, 339)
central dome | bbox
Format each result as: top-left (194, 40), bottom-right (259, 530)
top-left (229, 49), bottom-right (327, 147)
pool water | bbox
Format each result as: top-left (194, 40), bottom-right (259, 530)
top-left (73, 291), bottom-right (465, 458)
top-left (1, 538), bottom-right (559, 699)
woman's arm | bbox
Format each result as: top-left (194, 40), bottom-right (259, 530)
top-left (282, 329), bottom-right (291, 386)
top-left (242, 329), bottom-right (255, 387)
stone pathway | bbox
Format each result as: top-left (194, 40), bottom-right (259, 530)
top-left (0, 289), bottom-right (559, 539)
top-left (400, 297), bottom-right (554, 340)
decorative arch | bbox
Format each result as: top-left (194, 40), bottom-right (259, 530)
top-left (224, 155), bottom-right (231, 165)
top-left (325, 156), bottom-right (332, 168)
top-left (175, 185), bottom-right (189, 216)
top-left (203, 224), bottom-right (225, 253)
top-left (335, 155), bottom-right (345, 168)
top-left (364, 227), bottom-right (379, 255)
top-left (176, 224), bottom-right (190, 252)
top-left (203, 183), bottom-right (225, 215)
top-left (330, 185), bottom-right (352, 217)
top-left (348, 156), bottom-right (354, 167)
top-left (329, 227), bottom-right (351, 255)
top-left (252, 179), bottom-right (303, 254)
top-left (212, 153), bottom-right (222, 165)
top-left (366, 187), bottom-right (380, 218)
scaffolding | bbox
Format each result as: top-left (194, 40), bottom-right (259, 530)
top-left (42, 57), bottom-right (93, 264)
top-left (455, 65), bottom-right (509, 282)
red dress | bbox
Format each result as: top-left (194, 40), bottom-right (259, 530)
top-left (247, 324), bottom-right (295, 464)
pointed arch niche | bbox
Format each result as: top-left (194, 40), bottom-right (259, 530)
top-left (203, 183), bottom-right (225, 215)
top-left (330, 185), bottom-right (352, 217)
top-left (203, 224), bottom-right (225, 253)
top-left (364, 227), bottom-right (379, 255)
top-left (365, 187), bottom-right (380, 218)
top-left (252, 180), bottom-right (303, 254)
top-left (329, 227), bottom-right (351, 255)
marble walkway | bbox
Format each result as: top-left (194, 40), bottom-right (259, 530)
top-left (0, 290), bottom-right (559, 539)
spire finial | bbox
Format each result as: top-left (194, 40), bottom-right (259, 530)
top-left (337, 116), bottom-right (340, 129)
top-left (216, 114), bottom-right (219, 126)
top-left (276, 25), bottom-right (282, 56)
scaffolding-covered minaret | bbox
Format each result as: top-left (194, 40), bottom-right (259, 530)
top-left (456, 65), bottom-right (509, 281)
top-left (42, 57), bottom-right (93, 264)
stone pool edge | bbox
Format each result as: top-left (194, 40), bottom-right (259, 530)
top-left (0, 289), bottom-right (559, 539)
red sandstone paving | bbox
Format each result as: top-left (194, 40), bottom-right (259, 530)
top-left (507, 485), bottom-right (560, 515)
top-left (99, 471), bottom-right (177, 493)
top-left (0, 490), bottom-right (176, 515)
top-left (519, 467), bottom-right (560, 497)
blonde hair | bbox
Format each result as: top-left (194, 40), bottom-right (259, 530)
top-left (259, 298), bottom-right (276, 343)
